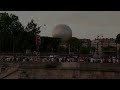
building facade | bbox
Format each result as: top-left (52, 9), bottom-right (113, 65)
top-left (79, 39), bottom-right (91, 47)
top-left (91, 38), bottom-right (117, 57)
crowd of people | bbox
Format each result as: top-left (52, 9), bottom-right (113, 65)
top-left (0, 55), bottom-right (119, 64)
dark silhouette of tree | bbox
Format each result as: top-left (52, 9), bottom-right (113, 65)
top-left (25, 19), bottom-right (41, 52)
top-left (25, 19), bottom-right (40, 34)
top-left (115, 34), bottom-right (120, 58)
top-left (0, 12), bottom-right (42, 53)
top-left (91, 46), bottom-right (96, 52)
top-left (66, 37), bottom-right (82, 54)
top-left (40, 37), bottom-right (61, 53)
top-left (102, 46), bottom-right (116, 51)
top-left (116, 34), bottom-right (120, 44)
top-left (79, 46), bottom-right (91, 54)
top-left (0, 12), bottom-right (24, 53)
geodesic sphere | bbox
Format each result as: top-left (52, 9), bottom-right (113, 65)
top-left (52, 24), bottom-right (72, 40)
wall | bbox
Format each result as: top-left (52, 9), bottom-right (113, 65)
top-left (4, 68), bottom-right (120, 79)
top-left (1, 62), bottom-right (120, 79)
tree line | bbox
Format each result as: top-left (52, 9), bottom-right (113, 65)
top-left (39, 36), bottom-right (93, 54)
top-left (0, 12), bottom-right (94, 54)
top-left (2, 12), bottom-right (118, 55)
top-left (0, 12), bottom-right (40, 53)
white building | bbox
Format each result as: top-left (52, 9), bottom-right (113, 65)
top-left (91, 38), bottom-right (117, 57)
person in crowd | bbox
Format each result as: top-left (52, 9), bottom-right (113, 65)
top-left (100, 58), bottom-right (103, 63)
top-left (112, 57), bottom-right (116, 63)
top-left (108, 58), bottom-right (111, 63)
top-left (90, 57), bottom-right (94, 63)
top-left (116, 58), bottom-right (119, 63)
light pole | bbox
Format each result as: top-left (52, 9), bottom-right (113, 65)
top-left (96, 35), bottom-right (99, 58)
top-left (78, 44), bottom-right (80, 58)
top-left (117, 43), bottom-right (120, 58)
top-left (13, 36), bottom-right (15, 55)
top-left (35, 24), bottom-right (46, 61)
top-left (69, 44), bottom-right (70, 55)
top-left (35, 24), bottom-right (46, 52)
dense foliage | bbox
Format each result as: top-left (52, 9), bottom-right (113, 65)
top-left (116, 33), bottom-right (120, 44)
top-left (102, 46), bottom-right (117, 52)
top-left (0, 12), bottom-right (40, 53)
top-left (40, 37), bottom-right (61, 53)
top-left (0, 12), bottom-right (93, 54)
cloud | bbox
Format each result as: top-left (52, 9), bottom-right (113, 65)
top-left (1, 11), bottom-right (120, 40)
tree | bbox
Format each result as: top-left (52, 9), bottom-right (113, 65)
top-left (90, 46), bottom-right (96, 54)
top-left (0, 12), bottom-right (45, 53)
top-left (116, 34), bottom-right (120, 58)
top-left (79, 46), bottom-right (91, 54)
top-left (66, 37), bottom-right (82, 54)
top-left (116, 34), bottom-right (120, 44)
top-left (39, 37), bottom-right (61, 53)
top-left (0, 12), bottom-right (24, 52)
top-left (102, 46), bottom-right (117, 51)
top-left (25, 19), bottom-right (41, 52)
top-left (25, 19), bottom-right (40, 34)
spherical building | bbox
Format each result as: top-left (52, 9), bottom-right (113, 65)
top-left (52, 24), bottom-right (72, 40)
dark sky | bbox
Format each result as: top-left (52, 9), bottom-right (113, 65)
top-left (1, 11), bottom-right (120, 40)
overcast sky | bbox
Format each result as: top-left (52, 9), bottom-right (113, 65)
top-left (0, 11), bottom-right (120, 40)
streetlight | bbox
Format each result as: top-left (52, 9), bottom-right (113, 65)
top-left (35, 24), bottom-right (46, 61)
top-left (117, 43), bottom-right (120, 58)
top-left (96, 35), bottom-right (99, 58)
top-left (69, 44), bottom-right (70, 55)
top-left (78, 44), bottom-right (80, 58)
top-left (35, 24), bottom-right (46, 52)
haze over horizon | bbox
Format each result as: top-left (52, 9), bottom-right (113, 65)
top-left (0, 11), bottom-right (120, 40)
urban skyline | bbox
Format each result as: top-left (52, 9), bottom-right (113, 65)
top-left (1, 11), bottom-right (120, 40)
top-left (1, 11), bottom-right (120, 79)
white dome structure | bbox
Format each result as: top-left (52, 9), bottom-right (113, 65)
top-left (52, 24), bottom-right (72, 40)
